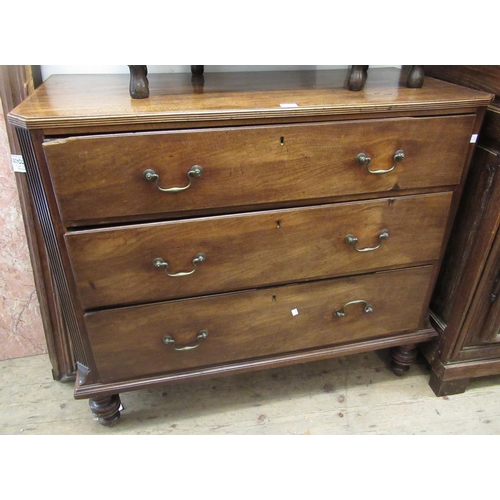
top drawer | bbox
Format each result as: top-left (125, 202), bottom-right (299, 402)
top-left (43, 114), bottom-right (475, 225)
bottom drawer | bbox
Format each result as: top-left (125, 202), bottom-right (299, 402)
top-left (86, 266), bottom-right (433, 383)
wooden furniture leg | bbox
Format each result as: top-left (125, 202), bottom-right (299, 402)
top-left (390, 343), bottom-right (419, 375)
top-left (429, 373), bottom-right (470, 396)
top-left (89, 394), bottom-right (122, 426)
top-left (128, 66), bottom-right (205, 98)
top-left (347, 65), bottom-right (369, 91)
top-left (348, 65), bottom-right (425, 91)
top-left (129, 65), bottom-right (423, 97)
top-left (407, 65), bottom-right (425, 88)
top-left (128, 65), bottom-right (149, 99)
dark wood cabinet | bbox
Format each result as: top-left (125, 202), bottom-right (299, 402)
top-left (8, 68), bottom-right (491, 424)
top-left (423, 66), bottom-right (500, 395)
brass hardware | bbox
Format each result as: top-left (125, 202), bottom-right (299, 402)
top-left (345, 229), bottom-right (389, 252)
top-left (334, 300), bottom-right (373, 318)
top-left (153, 253), bottom-right (206, 277)
top-left (143, 165), bottom-right (203, 192)
top-left (356, 150), bottom-right (405, 174)
top-left (163, 330), bottom-right (208, 351)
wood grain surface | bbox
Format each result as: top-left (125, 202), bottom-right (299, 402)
top-left (85, 266), bottom-right (433, 383)
top-left (65, 192), bottom-right (451, 309)
top-left (8, 68), bottom-right (492, 131)
top-left (42, 115), bottom-right (474, 225)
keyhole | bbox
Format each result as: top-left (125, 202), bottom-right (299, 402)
top-left (276, 220), bottom-right (281, 228)
top-left (280, 136), bottom-right (285, 146)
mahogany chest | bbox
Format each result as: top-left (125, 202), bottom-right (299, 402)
top-left (8, 68), bottom-right (492, 425)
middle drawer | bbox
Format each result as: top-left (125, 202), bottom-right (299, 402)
top-left (65, 192), bottom-right (452, 310)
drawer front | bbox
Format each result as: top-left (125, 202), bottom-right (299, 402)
top-left (66, 192), bottom-right (452, 309)
top-left (44, 115), bottom-right (474, 225)
top-left (85, 266), bottom-right (434, 383)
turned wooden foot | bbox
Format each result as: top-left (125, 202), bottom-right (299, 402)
top-left (347, 65), bottom-right (369, 91)
top-left (128, 65), bottom-right (149, 99)
top-left (407, 65), bottom-right (425, 88)
top-left (390, 343), bottom-right (418, 376)
top-left (89, 394), bottom-right (122, 426)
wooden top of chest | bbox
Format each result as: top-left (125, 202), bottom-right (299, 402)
top-left (8, 67), bottom-right (493, 133)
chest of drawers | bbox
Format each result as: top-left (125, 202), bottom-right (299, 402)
top-left (8, 68), bottom-right (491, 425)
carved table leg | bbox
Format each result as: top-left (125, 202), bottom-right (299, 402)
top-left (89, 394), bottom-right (122, 426)
top-left (390, 343), bottom-right (418, 376)
top-left (347, 65), bottom-right (369, 91)
top-left (128, 65), bottom-right (149, 99)
top-left (406, 65), bottom-right (425, 88)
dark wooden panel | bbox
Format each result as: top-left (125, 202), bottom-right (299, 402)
top-left (423, 66), bottom-right (500, 394)
top-left (424, 66), bottom-right (500, 150)
top-left (465, 225), bottom-right (500, 346)
top-left (481, 105), bottom-right (500, 149)
top-left (424, 66), bottom-right (500, 99)
top-left (431, 146), bottom-right (500, 360)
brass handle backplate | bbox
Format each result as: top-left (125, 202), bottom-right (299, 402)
top-left (345, 229), bottom-right (389, 252)
top-left (153, 253), bottom-right (206, 277)
top-left (163, 330), bottom-right (208, 351)
top-left (356, 150), bottom-right (404, 174)
top-left (143, 165), bottom-right (203, 192)
top-left (334, 300), bottom-right (373, 318)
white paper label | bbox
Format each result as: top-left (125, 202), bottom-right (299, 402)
top-left (280, 103), bottom-right (299, 108)
top-left (291, 308), bottom-right (299, 316)
top-left (11, 155), bottom-right (26, 173)
top-left (470, 134), bottom-right (478, 143)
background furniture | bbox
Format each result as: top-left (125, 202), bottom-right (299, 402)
top-left (346, 65), bottom-right (425, 91)
top-left (8, 68), bottom-right (490, 424)
top-left (423, 66), bottom-right (500, 395)
top-left (127, 65), bottom-right (426, 98)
